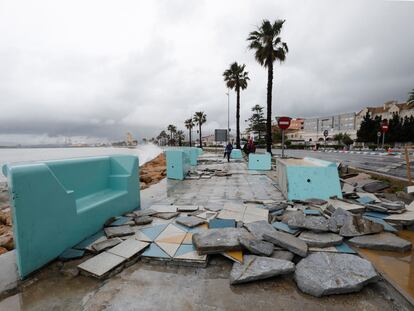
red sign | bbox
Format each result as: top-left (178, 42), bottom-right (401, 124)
top-left (381, 120), bottom-right (389, 133)
top-left (277, 117), bottom-right (291, 130)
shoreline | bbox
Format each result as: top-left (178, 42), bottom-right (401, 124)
top-left (0, 153), bottom-right (166, 255)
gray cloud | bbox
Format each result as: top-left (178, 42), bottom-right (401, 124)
top-left (0, 0), bottom-right (413, 145)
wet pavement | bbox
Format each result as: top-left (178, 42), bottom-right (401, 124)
top-left (270, 148), bottom-right (413, 181)
top-left (0, 154), bottom-right (413, 311)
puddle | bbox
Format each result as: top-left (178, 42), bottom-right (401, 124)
top-left (357, 231), bottom-right (414, 304)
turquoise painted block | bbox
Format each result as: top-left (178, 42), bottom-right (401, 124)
top-left (276, 157), bottom-right (342, 201)
top-left (165, 150), bottom-right (190, 180)
top-left (2, 155), bottom-right (139, 278)
top-left (230, 149), bottom-right (243, 159)
top-left (197, 148), bottom-right (203, 156)
top-left (248, 153), bottom-right (271, 170)
top-left (181, 147), bottom-right (198, 166)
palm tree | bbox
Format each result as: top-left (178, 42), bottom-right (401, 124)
top-left (408, 89), bottom-right (414, 103)
top-left (176, 130), bottom-right (185, 146)
top-left (184, 118), bottom-right (194, 147)
top-left (223, 62), bottom-right (249, 149)
top-left (193, 112), bottom-right (207, 148)
top-left (247, 19), bottom-right (289, 153)
top-left (167, 124), bottom-right (177, 146)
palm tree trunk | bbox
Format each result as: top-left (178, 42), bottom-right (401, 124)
top-left (266, 62), bottom-right (273, 154)
top-left (189, 129), bottom-right (192, 147)
top-left (236, 87), bottom-right (241, 149)
top-left (199, 124), bottom-right (202, 148)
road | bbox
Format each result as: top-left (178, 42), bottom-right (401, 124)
top-left (269, 148), bottom-right (413, 181)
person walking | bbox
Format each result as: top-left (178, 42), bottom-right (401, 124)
top-left (225, 142), bottom-right (233, 162)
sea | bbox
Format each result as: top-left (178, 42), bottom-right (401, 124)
top-left (0, 144), bottom-right (162, 183)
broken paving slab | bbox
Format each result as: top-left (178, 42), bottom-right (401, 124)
top-left (230, 255), bottom-right (295, 285)
top-left (362, 216), bottom-right (397, 232)
top-left (78, 251), bottom-right (125, 278)
top-left (298, 231), bottom-right (343, 248)
top-left (294, 252), bottom-right (379, 297)
top-left (338, 214), bottom-right (384, 237)
top-left (92, 237), bottom-right (123, 252)
top-left (176, 205), bottom-right (200, 212)
top-left (133, 208), bottom-right (158, 217)
top-left (272, 221), bottom-right (301, 235)
top-left (327, 198), bottom-right (365, 213)
top-left (107, 239), bottom-right (149, 259)
top-left (385, 211), bottom-right (414, 226)
top-left (263, 230), bottom-right (308, 257)
top-left (380, 201), bottom-right (406, 211)
top-left (244, 220), bottom-right (277, 240)
top-left (270, 250), bottom-right (294, 261)
top-left (58, 248), bottom-right (85, 261)
top-left (134, 216), bottom-right (153, 226)
top-left (192, 228), bottom-right (252, 254)
top-left (106, 216), bottom-right (133, 227)
top-left (175, 216), bottom-right (206, 228)
top-left (104, 225), bottom-right (135, 238)
top-left (287, 213), bottom-right (330, 232)
top-left (239, 237), bottom-right (274, 256)
top-left (209, 218), bottom-right (236, 229)
top-left (153, 212), bottom-right (180, 220)
top-left (362, 181), bottom-right (390, 193)
top-left (349, 232), bottom-right (412, 252)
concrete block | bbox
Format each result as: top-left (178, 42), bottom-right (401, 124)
top-left (276, 157), bottom-right (342, 201)
top-left (2, 155), bottom-right (139, 278)
top-left (165, 150), bottom-right (190, 180)
top-left (0, 250), bottom-right (19, 294)
top-left (248, 153), bottom-right (271, 170)
top-left (230, 149), bottom-right (243, 159)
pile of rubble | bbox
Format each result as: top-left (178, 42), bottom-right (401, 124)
top-left (186, 168), bottom-right (232, 180)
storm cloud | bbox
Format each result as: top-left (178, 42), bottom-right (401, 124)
top-left (0, 0), bottom-right (413, 145)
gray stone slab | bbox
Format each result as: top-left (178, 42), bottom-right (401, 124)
top-left (175, 216), bottom-right (206, 228)
top-left (104, 226), bottom-right (134, 238)
top-left (362, 181), bottom-right (390, 193)
top-left (287, 213), bottom-right (330, 232)
top-left (134, 216), bottom-right (153, 226)
top-left (0, 250), bottom-right (19, 294)
top-left (239, 237), bottom-right (274, 256)
top-left (192, 228), bottom-right (252, 254)
top-left (380, 201), bottom-right (405, 211)
top-left (134, 208), bottom-right (157, 217)
top-left (176, 205), bottom-right (199, 212)
top-left (270, 250), bottom-right (294, 261)
top-left (243, 220), bottom-right (276, 240)
top-left (299, 231), bottom-right (343, 248)
top-left (349, 232), bottom-right (412, 252)
top-left (294, 252), bottom-right (379, 297)
top-left (263, 230), bottom-right (308, 257)
top-left (92, 238), bottom-right (123, 252)
top-left (107, 239), bottom-right (149, 259)
top-left (230, 255), bottom-right (295, 285)
top-left (78, 251), bottom-right (125, 278)
top-left (339, 214), bottom-right (384, 237)
top-left (154, 212), bottom-right (180, 220)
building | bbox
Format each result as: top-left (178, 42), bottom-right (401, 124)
top-left (301, 112), bottom-right (357, 142)
top-left (355, 101), bottom-right (414, 128)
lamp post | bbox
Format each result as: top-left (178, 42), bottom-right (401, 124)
top-left (226, 90), bottom-right (230, 142)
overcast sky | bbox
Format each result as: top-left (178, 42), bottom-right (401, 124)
top-left (0, 0), bottom-right (413, 145)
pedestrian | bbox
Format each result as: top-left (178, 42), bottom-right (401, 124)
top-left (225, 142), bottom-right (233, 162)
top-left (247, 138), bottom-right (256, 154)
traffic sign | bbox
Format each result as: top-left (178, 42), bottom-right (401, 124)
top-left (381, 120), bottom-right (389, 133)
top-left (377, 131), bottom-right (381, 137)
top-left (277, 117), bottom-right (291, 130)
top-left (323, 130), bottom-right (329, 138)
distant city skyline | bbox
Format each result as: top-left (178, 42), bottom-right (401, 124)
top-left (1, 0), bottom-right (413, 145)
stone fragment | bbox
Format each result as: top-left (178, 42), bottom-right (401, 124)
top-left (365, 204), bottom-right (388, 213)
top-left (243, 220), bottom-right (276, 240)
top-left (59, 248), bottom-right (85, 261)
top-left (92, 238), bottom-right (123, 252)
top-left (339, 214), bottom-right (384, 237)
top-left (294, 252), bottom-right (379, 297)
top-left (176, 205), bottom-right (199, 212)
top-left (305, 198), bottom-right (327, 206)
top-left (153, 212), bottom-right (180, 220)
top-left (230, 255), bottom-right (295, 285)
top-left (287, 213), bottom-right (330, 232)
top-left (134, 216), bottom-right (153, 226)
top-left (78, 251), bottom-right (125, 278)
top-left (380, 201), bottom-right (405, 211)
top-left (362, 181), bottom-right (389, 193)
top-left (270, 250), bottom-right (294, 261)
top-left (298, 231), bottom-right (343, 248)
top-left (239, 237), bottom-right (274, 256)
top-left (176, 216), bottom-right (206, 228)
top-left (104, 226), bottom-right (134, 238)
top-left (134, 208), bottom-right (157, 217)
top-left (192, 228), bottom-right (252, 254)
top-left (349, 232), bottom-right (412, 252)
top-left (263, 230), bottom-right (308, 257)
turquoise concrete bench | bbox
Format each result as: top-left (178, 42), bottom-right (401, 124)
top-left (166, 147), bottom-right (198, 166)
top-left (197, 147), bottom-right (203, 156)
top-left (276, 157), bottom-right (342, 201)
top-left (2, 155), bottom-right (139, 278)
top-left (165, 150), bottom-right (191, 180)
top-left (248, 153), bottom-right (271, 170)
top-left (230, 149), bottom-right (243, 159)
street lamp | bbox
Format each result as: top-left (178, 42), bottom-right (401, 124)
top-left (226, 90), bottom-right (230, 142)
